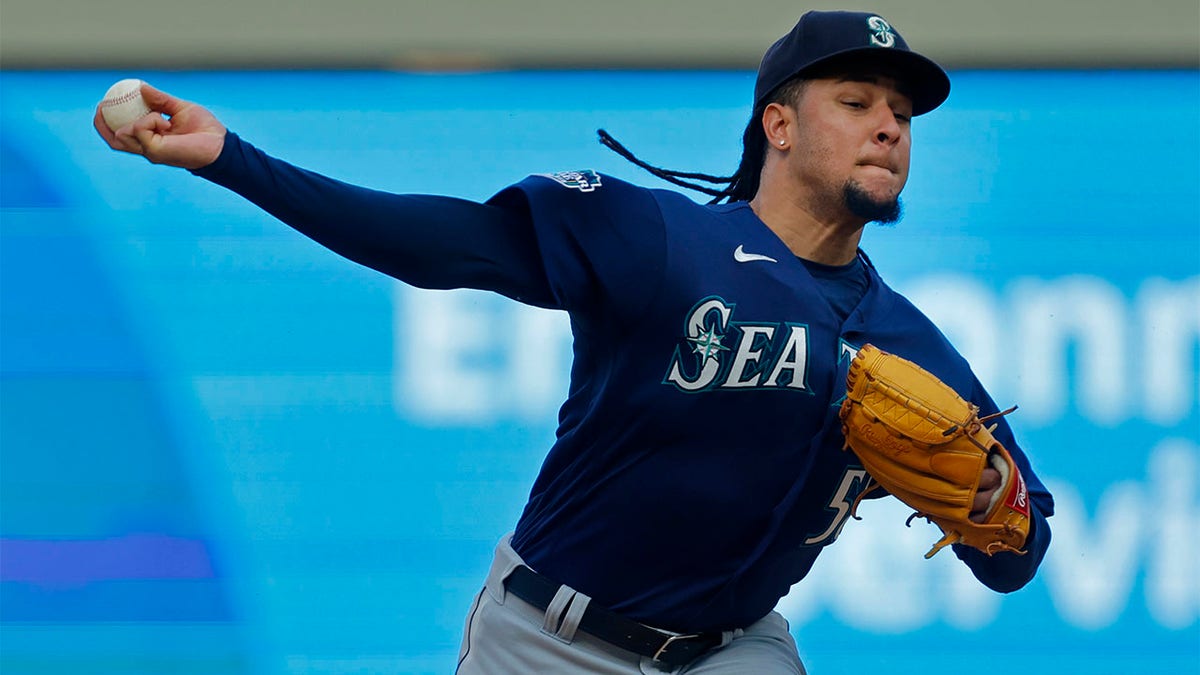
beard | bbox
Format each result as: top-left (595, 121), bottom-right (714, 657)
top-left (844, 180), bottom-right (903, 225)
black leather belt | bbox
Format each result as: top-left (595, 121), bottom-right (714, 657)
top-left (504, 565), bottom-right (724, 667)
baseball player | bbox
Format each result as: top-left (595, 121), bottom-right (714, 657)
top-left (95, 10), bottom-right (1054, 674)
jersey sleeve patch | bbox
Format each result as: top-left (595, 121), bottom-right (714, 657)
top-left (537, 170), bottom-right (603, 192)
top-left (487, 172), bottom-right (665, 319)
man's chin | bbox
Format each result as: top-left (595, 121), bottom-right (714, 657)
top-left (844, 182), bottom-right (903, 225)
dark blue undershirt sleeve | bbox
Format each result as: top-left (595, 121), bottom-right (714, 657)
top-left (954, 499), bottom-right (1052, 593)
top-left (191, 131), bottom-right (557, 308)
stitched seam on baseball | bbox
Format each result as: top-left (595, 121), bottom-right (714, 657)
top-left (102, 90), bottom-right (143, 107)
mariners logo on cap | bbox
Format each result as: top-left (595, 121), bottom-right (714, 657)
top-left (540, 169), bottom-right (603, 192)
top-left (867, 16), bottom-right (896, 48)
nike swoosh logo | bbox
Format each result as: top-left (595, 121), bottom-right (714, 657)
top-left (734, 244), bottom-right (778, 264)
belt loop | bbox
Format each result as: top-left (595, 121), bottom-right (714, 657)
top-left (502, 562), bottom-right (725, 666)
top-left (555, 591), bottom-right (591, 642)
top-left (484, 534), bottom-right (522, 604)
top-left (718, 628), bottom-right (740, 649)
top-left (540, 585), bottom-right (575, 638)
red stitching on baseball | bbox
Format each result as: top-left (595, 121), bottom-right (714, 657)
top-left (102, 89), bottom-right (143, 107)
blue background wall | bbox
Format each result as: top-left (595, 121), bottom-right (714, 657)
top-left (1, 70), bottom-right (1197, 674)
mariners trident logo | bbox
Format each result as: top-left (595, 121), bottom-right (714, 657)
top-left (664, 297), bottom-right (812, 392)
top-left (867, 16), bottom-right (896, 48)
top-left (540, 169), bottom-right (603, 192)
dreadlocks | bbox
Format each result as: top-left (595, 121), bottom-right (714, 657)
top-left (598, 78), bottom-right (810, 204)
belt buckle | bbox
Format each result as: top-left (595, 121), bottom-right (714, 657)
top-left (651, 633), bottom-right (703, 664)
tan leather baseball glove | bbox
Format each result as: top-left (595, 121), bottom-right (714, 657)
top-left (839, 344), bottom-right (1031, 559)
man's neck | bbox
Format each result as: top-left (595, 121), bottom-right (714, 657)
top-left (749, 186), bottom-right (866, 266)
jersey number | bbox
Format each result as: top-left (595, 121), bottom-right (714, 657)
top-left (804, 468), bottom-right (870, 546)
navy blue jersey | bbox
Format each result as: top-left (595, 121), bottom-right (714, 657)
top-left (489, 172), bottom-right (1053, 632)
top-left (195, 136), bottom-right (1053, 636)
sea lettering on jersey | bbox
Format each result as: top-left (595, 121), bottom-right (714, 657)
top-left (664, 296), bottom-right (812, 393)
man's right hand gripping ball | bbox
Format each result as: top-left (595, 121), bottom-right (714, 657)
top-left (838, 344), bottom-right (1031, 559)
top-left (94, 81), bottom-right (225, 170)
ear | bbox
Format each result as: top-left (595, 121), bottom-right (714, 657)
top-left (761, 102), bottom-right (794, 150)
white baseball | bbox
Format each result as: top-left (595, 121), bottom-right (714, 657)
top-left (100, 78), bottom-right (153, 131)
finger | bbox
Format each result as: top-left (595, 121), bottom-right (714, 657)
top-left (132, 116), bottom-right (175, 160)
top-left (978, 468), bottom-right (1001, 490)
top-left (113, 124), bottom-right (146, 155)
top-left (113, 134), bottom-right (144, 155)
top-left (115, 111), bottom-right (168, 142)
top-left (93, 107), bottom-right (119, 147)
top-left (140, 82), bottom-right (190, 117)
top-left (129, 112), bottom-right (172, 142)
top-left (971, 489), bottom-right (993, 515)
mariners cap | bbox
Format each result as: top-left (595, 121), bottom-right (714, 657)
top-left (754, 10), bottom-right (950, 116)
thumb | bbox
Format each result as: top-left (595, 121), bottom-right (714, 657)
top-left (140, 82), bottom-right (190, 117)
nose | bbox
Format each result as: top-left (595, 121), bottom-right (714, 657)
top-left (874, 108), bottom-right (902, 146)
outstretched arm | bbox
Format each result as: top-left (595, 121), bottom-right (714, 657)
top-left (95, 83), bottom-right (555, 307)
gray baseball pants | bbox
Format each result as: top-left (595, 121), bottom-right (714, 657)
top-left (456, 535), bottom-right (806, 674)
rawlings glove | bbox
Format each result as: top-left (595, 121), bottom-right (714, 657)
top-left (839, 344), bottom-right (1031, 558)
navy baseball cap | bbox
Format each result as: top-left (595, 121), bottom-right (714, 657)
top-left (754, 10), bottom-right (950, 115)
